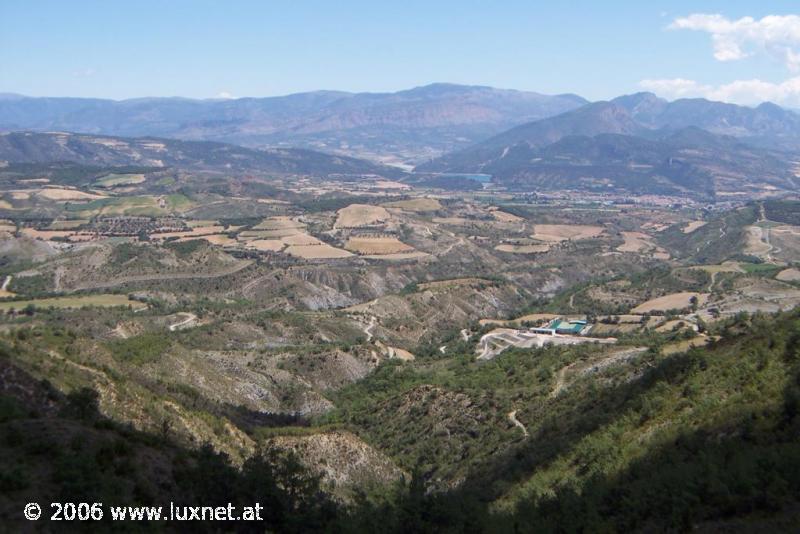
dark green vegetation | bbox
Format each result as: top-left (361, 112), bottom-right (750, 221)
top-left (0, 355), bottom-right (340, 533)
top-left (3, 310), bottom-right (799, 531)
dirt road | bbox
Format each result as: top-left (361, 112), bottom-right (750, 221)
top-left (508, 410), bottom-right (528, 437)
top-left (169, 312), bottom-right (198, 331)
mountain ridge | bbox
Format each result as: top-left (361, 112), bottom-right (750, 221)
top-left (0, 84), bottom-right (589, 163)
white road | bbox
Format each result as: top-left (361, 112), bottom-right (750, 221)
top-left (169, 312), bottom-right (197, 332)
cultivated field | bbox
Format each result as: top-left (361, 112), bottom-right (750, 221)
top-left (95, 173), bottom-right (146, 187)
top-left (245, 239), bottom-right (285, 252)
top-left (531, 224), bottom-right (604, 242)
top-left (285, 244), bottom-right (353, 259)
top-left (631, 292), bottom-right (708, 313)
top-left (777, 268), bottom-right (800, 282)
top-left (383, 198), bottom-right (442, 212)
top-left (252, 216), bottom-right (307, 231)
top-left (37, 188), bottom-right (107, 201)
top-left (345, 237), bottom-right (414, 255)
top-left (335, 204), bottom-right (391, 228)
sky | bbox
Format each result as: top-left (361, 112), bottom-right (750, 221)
top-left (2, 1), bottom-right (800, 106)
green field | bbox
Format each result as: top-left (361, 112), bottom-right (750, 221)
top-left (0, 294), bottom-right (147, 311)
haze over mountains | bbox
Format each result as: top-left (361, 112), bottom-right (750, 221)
top-left (0, 84), bottom-right (587, 164)
top-left (418, 93), bottom-right (800, 198)
top-left (2, 85), bottom-right (800, 198)
top-left (0, 131), bottom-right (403, 177)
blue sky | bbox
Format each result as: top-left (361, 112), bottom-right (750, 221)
top-left (2, 1), bottom-right (799, 105)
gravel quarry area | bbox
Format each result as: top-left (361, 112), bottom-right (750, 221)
top-left (476, 328), bottom-right (617, 360)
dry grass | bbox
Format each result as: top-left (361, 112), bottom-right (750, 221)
top-left (776, 268), bottom-right (800, 282)
top-left (683, 221), bottom-right (707, 233)
top-left (662, 335), bottom-right (711, 355)
top-left (47, 220), bottom-right (89, 230)
top-left (345, 236), bottom-right (414, 255)
top-left (616, 231), bottom-right (652, 252)
top-left (37, 188), bottom-right (106, 201)
top-left (383, 198), bottom-right (442, 212)
top-left (743, 226), bottom-right (772, 257)
top-left (531, 224), bottom-right (604, 242)
top-left (281, 233), bottom-right (323, 246)
top-left (335, 204), bottom-right (390, 228)
top-left (239, 229), bottom-right (302, 239)
top-left (492, 210), bottom-right (523, 223)
top-left (19, 228), bottom-right (94, 241)
top-left (285, 244), bottom-right (353, 259)
top-left (245, 239), bottom-right (285, 252)
top-left (631, 292), bottom-right (708, 313)
top-left (252, 216), bottom-right (307, 231)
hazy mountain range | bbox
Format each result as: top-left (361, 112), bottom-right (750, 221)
top-left (0, 131), bottom-right (402, 178)
top-left (0, 84), bottom-right (587, 164)
top-left (417, 93), bottom-right (800, 198)
top-left (2, 85), bottom-right (800, 198)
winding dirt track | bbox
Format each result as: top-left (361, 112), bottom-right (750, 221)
top-left (169, 312), bottom-right (197, 332)
top-left (508, 410), bottom-right (528, 437)
top-left (363, 316), bottom-right (377, 342)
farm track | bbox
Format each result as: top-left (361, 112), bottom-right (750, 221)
top-left (72, 260), bottom-right (253, 290)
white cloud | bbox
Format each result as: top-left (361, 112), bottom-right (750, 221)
top-left (216, 91), bottom-right (235, 99)
top-left (670, 13), bottom-right (800, 70)
top-left (640, 76), bottom-right (800, 107)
